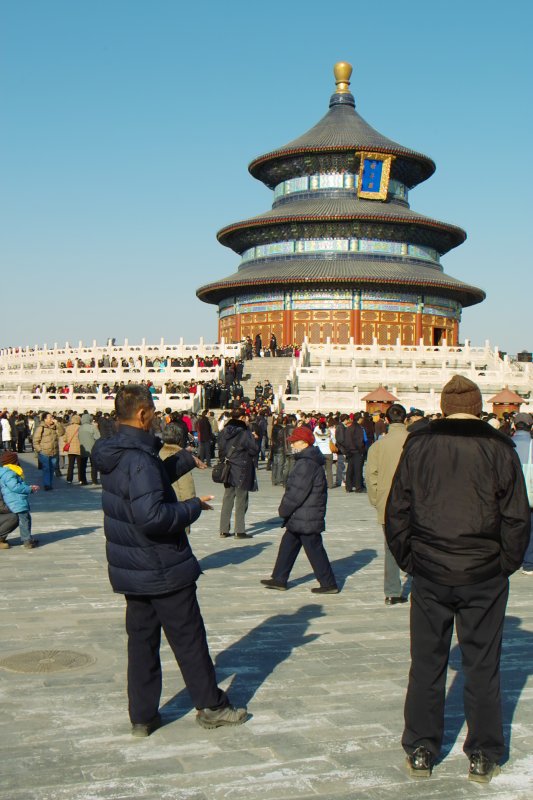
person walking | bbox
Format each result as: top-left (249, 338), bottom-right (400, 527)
top-left (218, 409), bottom-right (259, 539)
top-left (33, 413), bottom-right (65, 490)
top-left (92, 384), bottom-right (247, 735)
top-left (366, 403), bottom-right (409, 605)
top-left (261, 425), bottom-right (338, 593)
top-left (385, 375), bottom-right (530, 782)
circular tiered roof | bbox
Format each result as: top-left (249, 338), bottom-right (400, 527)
top-left (248, 63), bottom-right (435, 190)
top-left (197, 257), bottom-right (485, 308)
top-left (217, 196), bottom-right (466, 256)
top-left (197, 62), bottom-right (485, 314)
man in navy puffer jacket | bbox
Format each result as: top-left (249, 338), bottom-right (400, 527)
top-left (92, 385), bottom-right (247, 734)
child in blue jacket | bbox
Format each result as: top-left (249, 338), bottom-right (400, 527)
top-left (0, 452), bottom-right (40, 549)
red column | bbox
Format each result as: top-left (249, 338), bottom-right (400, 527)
top-left (283, 310), bottom-right (293, 346)
top-left (416, 313), bottom-right (423, 343)
top-left (352, 290), bottom-right (362, 344)
top-left (234, 313), bottom-right (241, 342)
top-left (352, 309), bottom-right (361, 344)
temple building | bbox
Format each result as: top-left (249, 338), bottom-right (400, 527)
top-left (197, 62), bottom-right (485, 347)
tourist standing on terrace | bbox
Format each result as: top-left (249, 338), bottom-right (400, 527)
top-left (92, 384), bottom-right (247, 734)
top-left (33, 413), bottom-right (65, 490)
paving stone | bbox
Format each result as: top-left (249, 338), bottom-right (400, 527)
top-left (1, 453), bottom-right (533, 799)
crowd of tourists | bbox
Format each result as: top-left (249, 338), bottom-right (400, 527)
top-left (26, 354), bottom-right (286, 413)
top-left (1, 375), bottom-right (532, 783)
top-left (50, 353), bottom-right (223, 371)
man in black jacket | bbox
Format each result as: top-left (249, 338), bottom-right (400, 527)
top-left (385, 375), bottom-right (530, 782)
top-left (343, 416), bottom-right (365, 493)
top-left (92, 385), bottom-right (247, 735)
top-left (218, 409), bottom-right (259, 538)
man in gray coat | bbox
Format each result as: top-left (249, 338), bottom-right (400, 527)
top-left (366, 403), bottom-right (409, 605)
top-left (78, 413), bottom-right (101, 485)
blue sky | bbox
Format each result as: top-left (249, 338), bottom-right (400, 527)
top-left (1, 0), bottom-right (531, 353)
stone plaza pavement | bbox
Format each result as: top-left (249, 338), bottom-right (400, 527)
top-left (1, 454), bottom-right (533, 800)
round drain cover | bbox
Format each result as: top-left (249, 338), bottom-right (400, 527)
top-left (0, 649), bottom-right (96, 673)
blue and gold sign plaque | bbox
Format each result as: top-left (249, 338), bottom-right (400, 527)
top-left (357, 152), bottom-right (395, 200)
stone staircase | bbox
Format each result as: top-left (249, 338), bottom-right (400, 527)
top-left (239, 357), bottom-right (294, 402)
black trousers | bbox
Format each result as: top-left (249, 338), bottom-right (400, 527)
top-left (345, 451), bottom-right (364, 491)
top-left (403, 573), bottom-right (509, 762)
top-left (272, 530), bottom-right (336, 587)
top-left (125, 584), bottom-right (226, 724)
top-left (79, 456), bottom-right (98, 484)
top-left (66, 454), bottom-right (82, 482)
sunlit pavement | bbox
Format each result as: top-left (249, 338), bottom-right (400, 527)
top-left (1, 453), bottom-right (533, 800)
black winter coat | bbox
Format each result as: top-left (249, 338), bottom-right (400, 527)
top-left (218, 418), bottom-right (259, 491)
top-left (278, 445), bottom-right (327, 534)
top-left (271, 423), bottom-right (287, 454)
top-left (92, 425), bottom-right (202, 596)
top-left (385, 417), bottom-right (531, 586)
top-left (343, 423), bottom-right (365, 454)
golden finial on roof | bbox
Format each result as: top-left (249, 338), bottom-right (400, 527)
top-left (334, 61), bottom-right (352, 94)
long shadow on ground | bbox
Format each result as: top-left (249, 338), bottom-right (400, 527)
top-left (246, 516), bottom-right (283, 536)
top-left (439, 615), bottom-right (533, 765)
top-left (160, 603), bottom-right (324, 722)
top-left (288, 547), bottom-right (378, 589)
top-left (198, 541), bottom-right (272, 571)
top-left (6, 525), bottom-right (102, 548)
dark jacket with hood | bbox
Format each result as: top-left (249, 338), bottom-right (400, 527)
top-left (92, 425), bottom-right (202, 596)
top-left (217, 418), bottom-right (259, 491)
top-left (279, 445), bottom-right (327, 534)
top-left (385, 417), bottom-right (531, 586)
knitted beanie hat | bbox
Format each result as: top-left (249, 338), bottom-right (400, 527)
top-left (287, 426), bottom-right (315, 446)
top-left (0, 451), bottom-right (19, 466)
top-left (441, 374), bottom-right (483, 417)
